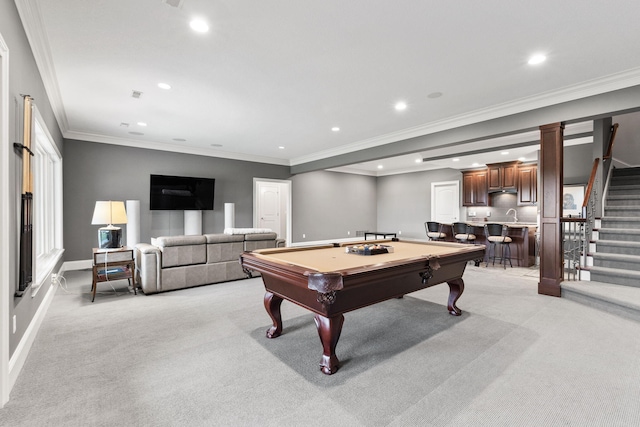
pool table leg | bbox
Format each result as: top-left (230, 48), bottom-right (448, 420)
top-left (447, 278), bottom-right (465, 316)
top-left (314, 314), bottom-right (344, 375)
top-left (264, 292), bottom-right (284, 338)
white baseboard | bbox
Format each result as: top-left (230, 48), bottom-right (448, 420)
top-left (8, 280), bottom-right (57, 390)
top-left (62, 259), bottom-right (91, 271)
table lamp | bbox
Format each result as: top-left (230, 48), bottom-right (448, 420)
top-left (91, 201), bottom-right (128, 249)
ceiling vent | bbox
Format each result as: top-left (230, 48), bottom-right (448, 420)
top-left (131, 90), bottom-right (143, 99)
top-left (162, 0), bottom-right (184, 8)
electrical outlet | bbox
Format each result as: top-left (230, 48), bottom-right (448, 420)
top-left (398, 231), bottom-right (402, 235)
top-left (486, 211), bottom-right (491, 217)
top-left (302, 233), bottom-right (306, 238)
top-left (347, 231), bottom-right (350, 235)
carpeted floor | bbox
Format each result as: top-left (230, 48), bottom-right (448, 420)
top-left (1, 264), bottom-right (639, 426)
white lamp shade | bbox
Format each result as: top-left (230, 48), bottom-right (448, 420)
top-left (91, 201), bottom-right (128, 225)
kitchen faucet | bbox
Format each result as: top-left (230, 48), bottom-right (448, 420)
top-left (506, 208), bottom-right (518, 223)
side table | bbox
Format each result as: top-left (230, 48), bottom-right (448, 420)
top-left (92, 247), bottom-right (136, 302)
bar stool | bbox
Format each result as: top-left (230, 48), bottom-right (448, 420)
top-left (484, 223), bottom-right (512, 268)
top-left (425, 221), bottom-right (446, 241)
top-left (452, 222), bottom-right (476, 244)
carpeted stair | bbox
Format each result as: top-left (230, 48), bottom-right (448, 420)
top-left (563, 167), bottom-right (640, 321)
top-left (588, 167), bottom-right (640, 287)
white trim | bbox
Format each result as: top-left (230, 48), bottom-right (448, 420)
top-left (13, 0), bottom-right (69, 132)
top-left (64, 130), bottom-right (290, 166)
top-left (0, 31), bottom-right (10, 408)
top-left (8, 280), bottom-right (57, 391)
top-left (31, 249), bottom-right (63, 298)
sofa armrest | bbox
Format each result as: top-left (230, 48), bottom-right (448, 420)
top-left (135, 243), bottom-right (161, 294)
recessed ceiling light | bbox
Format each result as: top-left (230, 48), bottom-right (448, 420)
top-left (173, 138), bottom-right (186, 142)
top-left (452, 158), bottom-right (460, 162)
top-left (331, 127), bottom-right (340, 132)
top-left (394, 101), bottom-right (407, 111)
top-left (427, 92), bottom-right (443, 99)
top-left (210, 143), bottom-right (223, 147)
top-left (528, 54), bottom-right (546, 65)
top-left (501, 151), bottom-right (509, 155)
top-left (472, 162), bottom-right (480, 167)
top-left (415, 158), bottom-right (423, 164)
top-left (129, 131), bottom-right (144, 136)
top-left (278, 146), bottom-right (285, 150)
top-left (137, 122), bottom-right (147, 127)
top-left (158, 82), bottom-right (171, 90)
top-left (190, 19), bottom-right (209, 33)
top-left (377, 165), bottom-right (384, 169)
top-left (120, 122), bottom-right (129, 127)
top-left (518, 157), bottom-right (526, 161)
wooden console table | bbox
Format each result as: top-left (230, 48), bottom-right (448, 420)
top-left (92, 247), bottom-right (136, 302)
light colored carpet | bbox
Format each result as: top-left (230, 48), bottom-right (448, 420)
top-left (1, 264), bottom-right (639, 426)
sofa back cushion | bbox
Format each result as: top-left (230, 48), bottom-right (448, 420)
top-left (152, 235), bottom-right (207, 268)
top-left (204, 233), bottom-right (244, 263)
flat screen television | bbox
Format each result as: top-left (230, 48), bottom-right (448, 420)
top-left (150, 174), bottom-right (215, 210)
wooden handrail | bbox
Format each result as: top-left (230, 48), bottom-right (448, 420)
top-left (603, 123), bottom-right (619, 160)
top-left (582, 157), bottom-right (600, 209)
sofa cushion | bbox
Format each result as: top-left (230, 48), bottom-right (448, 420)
top-left (152, 235), bottom-right (207, 247)
top-left (207, 241), bottom-right (244, 263)
top-left (204, 233), bottom-right (244, 244)
top-left (152, 235), bottom-right (207, 268)
top-left (160, 264), bottom-right (209, 292)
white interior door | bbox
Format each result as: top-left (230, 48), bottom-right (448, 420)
top-left (257, 182), bottom-right (281, 236)
top-left (431, 181), bottom-right (460, 223)
top-left (254, 179), bottom-right (291, 245)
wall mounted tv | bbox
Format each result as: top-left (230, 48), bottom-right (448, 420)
top-left (150, 174), bottom-right (215, 210)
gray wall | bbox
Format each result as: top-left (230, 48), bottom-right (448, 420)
top-left (564, 143), bottom-right (595, 185)
top-left (2, 0), bottom-right (64, 356)
top-left (290, 170), bottom-right (377, 242)
top-left (377, 168), bottom-right (462, 240)
top-left (612, 112), bottom-right (640, 167)
top-left (63, 139), bottom-right (291, 261)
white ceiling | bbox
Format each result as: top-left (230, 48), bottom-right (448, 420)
top-left (16, 0), bottom-right (640, 173)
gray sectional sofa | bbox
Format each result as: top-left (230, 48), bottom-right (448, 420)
top-left (134, 232), bottom-right (283, 294)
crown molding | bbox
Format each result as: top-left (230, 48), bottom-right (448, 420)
top-left (14, 0), bottom-right (70, 133)
top-left (290, 68), bottom-right (640, 166)
top-left (63, 130), bottom-right (290, 166)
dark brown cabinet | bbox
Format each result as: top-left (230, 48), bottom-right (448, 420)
top-left (462, 170), bottom-right (488, 206)
top-left (517, 164), bottom-right (537, 205)
top-left (487, 161), bottom-right (519, 191)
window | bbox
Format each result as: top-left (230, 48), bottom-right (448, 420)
top-left (32, 109), bottom-right (63, 293)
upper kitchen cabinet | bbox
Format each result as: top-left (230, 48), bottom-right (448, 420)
top-left (462, 170), bottom-right (488, 206)
top-left (487, 161), bottom-right (519, 191)
top-left (517, 163), bottom-right (537, 205)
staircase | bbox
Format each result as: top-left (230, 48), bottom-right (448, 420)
top-left (562, 167), bottom-right (640, 321)
top-left (589, 167), bottom-right (640, 285)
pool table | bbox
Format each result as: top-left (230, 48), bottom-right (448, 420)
top-left (239, 239), bottom-right (485, 375)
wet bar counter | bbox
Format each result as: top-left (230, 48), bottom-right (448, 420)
top-left (438, 222), bottom-right (537, 267)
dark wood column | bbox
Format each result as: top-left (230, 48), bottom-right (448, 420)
top-left (539, 122), bottom-right (564, 296)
